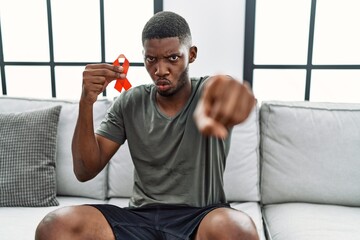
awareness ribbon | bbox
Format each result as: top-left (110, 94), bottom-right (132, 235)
top-left (113, 54), bottom-right (132, 92)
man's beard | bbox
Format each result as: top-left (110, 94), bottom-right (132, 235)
top-left (157, 67), bottom-right (189, 97)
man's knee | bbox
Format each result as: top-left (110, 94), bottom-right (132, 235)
top-left (35, 207), bottom-right (80, 240)
top-left (197, 208), bottom-right (259, 240)
top-left (35, 205), bottom-right (114, 240)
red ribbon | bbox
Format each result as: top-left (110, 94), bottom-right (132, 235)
top-left (113, 54), bottom-right (132, 92)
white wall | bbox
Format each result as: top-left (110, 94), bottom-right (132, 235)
top-left (164, 0), bottom-right (246, 81)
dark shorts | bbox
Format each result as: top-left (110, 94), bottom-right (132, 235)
top-left (90, 203), bottom-right (231, 240)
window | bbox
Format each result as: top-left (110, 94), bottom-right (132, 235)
top-left (0, 0), bottom-right (163, 99)
top-left (244, 0), bottom-right (360, 104)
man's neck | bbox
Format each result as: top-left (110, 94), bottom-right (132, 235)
top-left (156, 82), bottom-right (192, 118)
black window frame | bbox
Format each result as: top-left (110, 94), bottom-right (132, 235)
top-left (243, 0), bottom-right (360, 101)
top-left (0, 0), bottom-right (163, 97)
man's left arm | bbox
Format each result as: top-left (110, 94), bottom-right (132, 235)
top-left (193, 75), bottom-right (256, 139)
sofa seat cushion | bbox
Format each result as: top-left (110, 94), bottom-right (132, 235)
top-left (263, 203), bottom-right (360, 240)
top-left (0, 196), bottom-right (108, 240)
top-left (1, 197), bottom-right (266, 240)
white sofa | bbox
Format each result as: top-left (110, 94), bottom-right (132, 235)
top-left (1, 96), bottom-right (359, 240)
top-left (259, 101), bottom-right (360, 240)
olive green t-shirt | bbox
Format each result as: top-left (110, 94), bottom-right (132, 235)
top-left (96, 77), bottom-right (231, 207)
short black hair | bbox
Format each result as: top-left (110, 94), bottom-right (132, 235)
top-left (142, 11), bottom-right (192, 46)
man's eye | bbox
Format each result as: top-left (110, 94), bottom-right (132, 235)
top-left (169, 55), bottom-right (179, 62)
top-left (146, 57), bottom-right (155, 63)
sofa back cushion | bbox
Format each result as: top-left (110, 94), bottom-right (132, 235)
top-left (107, 141), bottom-right (134, 199)
top-left (260, 101), bottom-right (360, 206)
top-left (224, 106), bottom-right (260, 202)
top-left (108, 105), bottom-right (260, 202)
top-left (0, 96), bottom-right (112, 200)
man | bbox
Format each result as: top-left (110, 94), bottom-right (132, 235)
top-left (35, 11), bottom-right (258, 240)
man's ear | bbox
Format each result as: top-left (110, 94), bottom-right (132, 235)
top-left (189, 46), bottom-right (197, 63)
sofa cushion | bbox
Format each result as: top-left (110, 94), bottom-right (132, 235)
top-left (0, 106), bottom-right (61, 207)
top-left (108, 105), bottom-right (260, 203)
top-left (224, 105), bottom-right (260, 201)
top-left (262, 203), bottom-right (360, 240)
top-left (107, 140), bottom-right (134, 198)
top-left (260, 101), bottom-right (360, 206)
top-left (0, 96), bottom-right (112, 200)
top-left (0, 196), bottom-right (108, 240)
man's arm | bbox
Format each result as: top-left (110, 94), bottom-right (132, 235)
top-left (194, 75), bottom-right (256, 139)
top-left (71, 63), bottom-right (124, 182)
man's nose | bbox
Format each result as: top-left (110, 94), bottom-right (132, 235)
top-left (155, 60), bottom-right (170, 77)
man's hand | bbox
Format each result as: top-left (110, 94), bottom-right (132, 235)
top-left (81, 63), bottom-right (126, 104)
top-left (194, 75), bottom-right (256, 139)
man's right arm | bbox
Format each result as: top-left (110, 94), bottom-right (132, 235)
top-left (71, 63), bottom-right (125, 182)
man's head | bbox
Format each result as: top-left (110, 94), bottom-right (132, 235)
top-left (142, 11), bottom-right (197, 98)
top-left (142, 11), bottom-right (192, 47)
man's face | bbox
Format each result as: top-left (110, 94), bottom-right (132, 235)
top-left (143, 37), bottom-right (196, 97)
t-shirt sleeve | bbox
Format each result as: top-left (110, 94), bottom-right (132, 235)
top-left (95, 95), bottom-right (126, 145)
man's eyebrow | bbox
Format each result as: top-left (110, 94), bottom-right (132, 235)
top-left (144, 52), bottom-right (183, 59)
top-left (144, 54), bottom-right (155, 58)
top-left (164, 52), bottom-right (182, 57)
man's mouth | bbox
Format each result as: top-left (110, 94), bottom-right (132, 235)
top-left (155, 79), bottom-right (171, 91)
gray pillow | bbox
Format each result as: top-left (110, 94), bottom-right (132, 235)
top-left (0, 106), bottom-right (61, 207)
